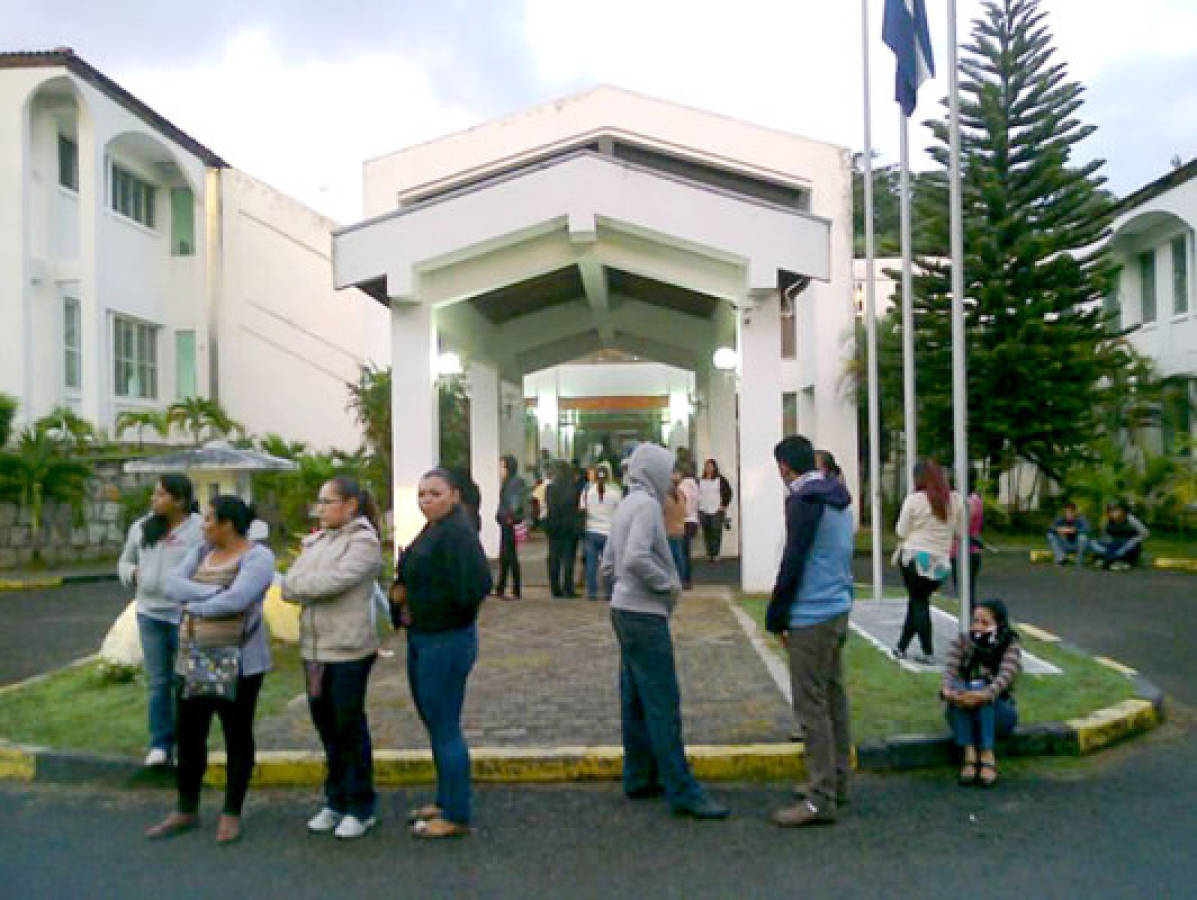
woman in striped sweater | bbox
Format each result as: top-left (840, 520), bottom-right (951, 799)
top-left (940, 599), bottom-right (1022, 788)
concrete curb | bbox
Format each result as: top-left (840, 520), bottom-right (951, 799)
top-left (0, 571), bottom-right (118, 591)
top-left (1029, 549), bottom-right (1197, 573)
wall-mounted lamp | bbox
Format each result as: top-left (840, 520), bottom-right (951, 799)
top-left (436, 351), bottom-right (463, 377)
top-left (712, 347), bottom-right (738, 371)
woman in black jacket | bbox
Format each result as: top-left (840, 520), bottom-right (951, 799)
top-left (392, 468), bottom-right (492, 839)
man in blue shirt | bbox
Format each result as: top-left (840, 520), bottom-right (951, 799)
top-left (766, 435), bottom-right (855, 827)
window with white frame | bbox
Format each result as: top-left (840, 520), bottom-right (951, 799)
top-left (63, 296), bottom-right (81, 390)
top-left (58, 135), bottom-right (78, 191)
top-left (1139, 250), bottom-right (1156, 324)
top-left (1173, 234), bottom-right (1189, 316)
top-left (113, 315), bottom-right (158, 399)
top-left (111, 164), bottom-right (156, 228)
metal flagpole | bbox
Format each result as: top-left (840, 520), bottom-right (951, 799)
top-left (862, 0), bottom-right (884, 603)
top-left (948, 0), bottom-right (971, 634)
top-left (899, 114), bottom-right (917, 491)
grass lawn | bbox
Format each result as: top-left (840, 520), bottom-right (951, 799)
top-left (0, 642), bottom-right (305, 756)
top-left (855, 528), bottom-right (1197, 560)
top-left (738, 593), bottom-right (1137, 743)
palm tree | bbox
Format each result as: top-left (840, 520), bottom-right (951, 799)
top-left (258, 433), bottom-right (309, 460)
top-left (34, 405), bottom-right (97, 449)
top-left (346, 364), bottom-right (392, 510)
top-left (167, 397), bottom-right (244, 446)
top-left (0, 427), bottom-right (91, 549)
top-left (114, 409), bottom-right (171, 447)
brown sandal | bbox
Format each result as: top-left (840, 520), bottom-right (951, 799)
top-left (145, 812), bottom-right (199, 840)
top-left (410, 817), bottom-right (470, 839)
top-left (978, 763), bottom-right (998, 788)
top-left (407, 804), bottom-right (443, 824)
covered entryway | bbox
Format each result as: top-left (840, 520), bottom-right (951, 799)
top-left (332, 88), bottom-right (857, 591)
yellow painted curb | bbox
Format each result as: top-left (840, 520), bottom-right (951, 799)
top-left (1094, 656), bottom-right (1138, 676)
top-left (1068, 698), bottom-right (1159, 754)
top-left (0, 745), bottom-right (37, 781)
top-left (1153, 557), bottom-right (1197, 574)
top-left (1028, 550), bottom-right (1053, 563)
top-left (1016, 622), bottom-right (1060, 643)
top-left (0, 577), bottom-right (63, 591)
top-left (202, 744), bottom-right (810, 788)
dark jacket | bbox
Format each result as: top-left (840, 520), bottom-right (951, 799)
top-left (545, 478), bottom-right (581, 537)
top-left (396, 507), bottom-right (492, 633)
top-left (496, 455), bottom-right (527, 526)
top-left (766, 473), bottom-right (854, 634)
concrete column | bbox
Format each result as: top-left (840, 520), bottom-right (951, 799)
top-left (390, 302), bottom-right (437, 550)
top-left (738, 289), bottom-right (785, 592)
top-left (536, 376), bottom-right (559, 459)
top-left (468, 360), bottom-right (501, 558)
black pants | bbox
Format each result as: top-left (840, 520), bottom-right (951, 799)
top-left (547, 534), bottom-right (578, 596)
top-left (698, 511), bottom-right (724, 559)
top-left (176, 672), bottom-right (264, 816)
top-left (951, 550), bottom-right (982, 602)
top-left (897, 563), bottom-right (940, 656)
top-left (308, 654), bottom-right (377, 819)
top-left (497, 524), bottom-right (521, 597)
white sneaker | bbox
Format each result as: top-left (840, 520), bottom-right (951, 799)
top-left (144, 748), bottom-right (170, 767)
top-left (334, 814), bottom-right (376, 839)
top-left (307, 807), bottom-right (343, 833)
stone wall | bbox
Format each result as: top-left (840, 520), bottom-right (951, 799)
top-left (0, 461), bottom-right (155, 569)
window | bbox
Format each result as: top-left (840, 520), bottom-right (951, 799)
top-left (780, 302), bottom-right (796, 359)
top-left (170, 188), bottom-right (195, 255)
top-left (175, 331), bottom-right (196, 399)
top-left (1139, 250), bottom-right (1156, 324)
top-left (63, 297), bottom-right (81, 390)
top-left (111, 164), bottom-right (156, 228)
top-left (58, 135), bottom-right (78, 191)
top-left (782, 391), bottom-right (798, 436)
top-left (1102, 287), bottom-right (1120, 332)
top-left (1173, 235), bottom-right (1189, 316)
top-left (113, 316), bottom-right (158, 398)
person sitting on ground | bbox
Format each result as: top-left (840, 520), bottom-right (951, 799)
top-left (941, 599), bottom-right (1021, 788)
top-left (1090, 501), bottom-right (1150, 571)
top-left (1046, 501), bottom-right (1091, 566)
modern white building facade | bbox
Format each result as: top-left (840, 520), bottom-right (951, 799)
top-left (1108, 158), bottom-right (1197, 447)
top-left (333, 87), bottom-right (859, 590)
top-left (0, 50), bottom-right (388, 449)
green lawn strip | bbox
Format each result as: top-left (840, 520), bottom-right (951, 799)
top-left (0, 642), bottom-right (305, 757)
top-left (738, 593), bottom-right (1136, 744)
top-left (855, 530), bottom-right (1197, 559)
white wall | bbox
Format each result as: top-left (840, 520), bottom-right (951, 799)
top-left (523, 361), bottom-right (694, 399)
top-left (218, 168), bottom-right (390, 450)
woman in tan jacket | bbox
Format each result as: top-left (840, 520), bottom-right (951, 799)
top-left (281, 476), bottom-right (383, 840)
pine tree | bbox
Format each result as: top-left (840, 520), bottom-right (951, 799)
top-left (910, 0), bottom-right (1127, 486)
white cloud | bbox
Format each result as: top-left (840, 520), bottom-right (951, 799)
top-left (115, 28), bottom-right (480, 223)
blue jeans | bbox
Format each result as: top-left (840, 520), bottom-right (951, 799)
top-left (610, 608), bottom-right (706, 810)
top-left (667, 537), bottom-right (686, 585)
top-left (946, 697), bottom-right (1018, 751)
top-left (137, 613), bottom-right (179, 753)
top-left (407, 625), bottom-right (478, 825)
top-left (584, 532), bottom-right (608, 599)
top-left (1047, 532), bottom-right (1089, 565)
top-left (308, 654), bottom-right (377, 819)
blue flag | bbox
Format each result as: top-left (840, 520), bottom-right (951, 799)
top-left (883, 0), bottom-right (936, 117)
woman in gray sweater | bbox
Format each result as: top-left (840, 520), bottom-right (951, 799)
top-left (117, 474), bottom-right (204, 768)
top-left (600, 443), bottom-right (728, 820)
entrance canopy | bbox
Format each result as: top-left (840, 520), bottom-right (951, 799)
top-left (330, 88), bottom-right (856, 591)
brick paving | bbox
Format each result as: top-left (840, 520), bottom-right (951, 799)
top-left (254, 585), bottom-right (795, 751)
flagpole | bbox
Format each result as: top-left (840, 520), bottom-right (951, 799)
top-left (947, 0), bottom-right (971, 633)
top-left (899, 114), bottom-right (917, 492)
top-left (861, 0), bottom-right (884, 604)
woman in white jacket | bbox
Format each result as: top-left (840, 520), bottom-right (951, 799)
top-left (580, 461), bottom-right (622, 601)
top-left (117, 474), bottom-right (204, 767)
top-left (892, 460), bottom-right (964, 665)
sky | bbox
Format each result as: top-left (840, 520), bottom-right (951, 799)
top-left (9, 0), bottom-right (1197, 224)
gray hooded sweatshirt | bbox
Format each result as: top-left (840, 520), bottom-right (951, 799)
top-left (118, 512), bottom-right (205, 623)
top-left (601, 443), bottom-right (682, 618)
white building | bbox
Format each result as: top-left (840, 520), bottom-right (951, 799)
top-left (0, 49), bottom-right (388, 449)
top-left (1108, 158), bottom-right (1197, 448)
top-left (333, 86), bottom-right (859, 590)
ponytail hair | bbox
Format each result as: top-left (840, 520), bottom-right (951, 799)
top-left (913, 459), bottom-right (950, 521)
top-left (141, 474), bottom-right (195, 548)
top-left (328, 475), bottom-right (381, 535)
top-left (209, 495), bottom-right (256, 536)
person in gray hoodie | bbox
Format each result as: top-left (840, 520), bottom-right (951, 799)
top-left (600, 443), bottom-right (729, 820)
top-left (117, 474), bottom-right (204, 768)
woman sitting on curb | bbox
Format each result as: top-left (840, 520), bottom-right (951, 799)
top-left (941, 599), bottom-right (1022, 788)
